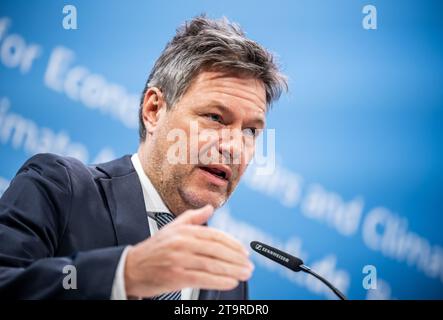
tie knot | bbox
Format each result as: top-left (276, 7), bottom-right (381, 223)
top-left (154, 212), bottom-right (175, 229)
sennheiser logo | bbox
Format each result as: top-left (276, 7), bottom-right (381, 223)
top-left (255, 244), bottom-right (289, 263)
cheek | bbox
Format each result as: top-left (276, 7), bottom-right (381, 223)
top-left (161, 111), bottom-right (190, 135)
top-left (197, 136), bottom-right (219, 161)
top-left (242, 143), bottom-right (256, 165)
top-left (160, 117), bottom-right (191, 155)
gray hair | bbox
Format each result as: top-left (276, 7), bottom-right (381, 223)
top-left (139, 15), bottom-right (288, 141)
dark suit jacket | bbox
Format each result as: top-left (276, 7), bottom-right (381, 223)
top-left (0, 153), bottom-right (248, 299)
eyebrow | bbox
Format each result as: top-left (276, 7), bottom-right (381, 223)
top-left (204, 101), bottom-right (266, 128)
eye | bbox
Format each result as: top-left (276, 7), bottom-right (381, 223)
top-left (243, 127), bottom-right (258, 138)
top-left (204, 113), bottom-right (223, 123)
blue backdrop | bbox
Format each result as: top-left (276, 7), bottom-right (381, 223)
top-left (1, 0), bottom-right (442, 299)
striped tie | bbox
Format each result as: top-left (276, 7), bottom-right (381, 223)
top-left (151, 212), bottom-right (181, 300)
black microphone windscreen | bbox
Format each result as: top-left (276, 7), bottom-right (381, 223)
top-left (250, 240), bottom-right (303, 272)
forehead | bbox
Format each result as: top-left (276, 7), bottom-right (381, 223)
top-left (182, 71), bottom-right (267, 113)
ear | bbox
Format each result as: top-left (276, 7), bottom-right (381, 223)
top-left (141, 87), bottom-right (167, 136)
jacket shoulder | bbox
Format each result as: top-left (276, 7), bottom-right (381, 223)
top-left (16, 153), bottom-right (89, 190)
top-left (19, 153), bottom-right (86, 172)
top-left (17, 153), bottom-right (133, 182)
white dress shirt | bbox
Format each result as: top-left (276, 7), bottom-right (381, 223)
top-left (110, 153), bottom-right (200, 300)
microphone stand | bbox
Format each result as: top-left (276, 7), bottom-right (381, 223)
top-left (299, 264), bottom-right (347, 300)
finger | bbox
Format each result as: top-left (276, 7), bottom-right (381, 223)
top-left (181, 225), bottom-right (250, 256)
top-left (174, 253), bottom-right (253, 281)
top-left (177, 237), bottom-right (253, 268)
top-left (179, 269), bottom-right (240, 291)
top-left (171, 204), bottom-right (214, 226)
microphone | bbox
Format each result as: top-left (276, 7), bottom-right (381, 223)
top-left (250, 240), bottom-right (347, 300)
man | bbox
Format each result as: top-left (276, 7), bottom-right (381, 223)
top-left (0, 16), bottom-right (287, 299)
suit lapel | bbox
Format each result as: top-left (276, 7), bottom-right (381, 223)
top-left (97, 156), bottom-right (150, 245)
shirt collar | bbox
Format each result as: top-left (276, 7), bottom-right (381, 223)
top-left (131, 153), bottom-right (171, 215)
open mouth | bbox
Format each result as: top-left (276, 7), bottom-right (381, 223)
top-left (200, 167), bottom-right (228, 180)
top-left (198, 165), bottom-right (232, 183)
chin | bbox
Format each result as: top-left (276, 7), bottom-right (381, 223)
top-left (179, 187), bottom-right (227, 209)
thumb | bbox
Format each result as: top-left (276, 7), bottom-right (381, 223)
top-left (173, 204), bottom-right (214, 226)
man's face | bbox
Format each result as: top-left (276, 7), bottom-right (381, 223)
top-left (141, 71), bottom-right (266, 215)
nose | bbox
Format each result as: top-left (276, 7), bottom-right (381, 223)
top-left (218, 128), bottom-right (245, 165)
